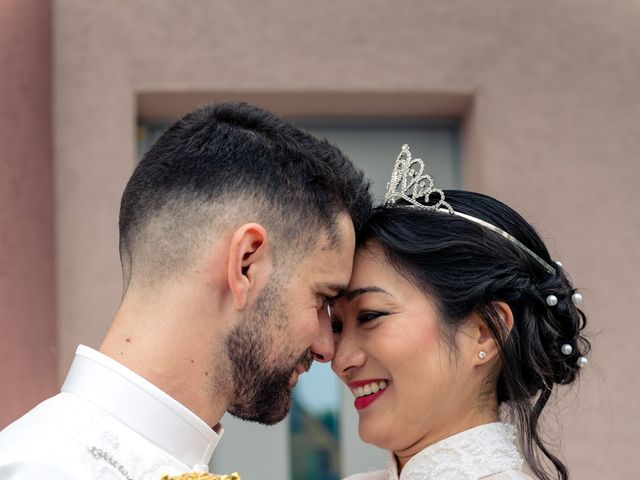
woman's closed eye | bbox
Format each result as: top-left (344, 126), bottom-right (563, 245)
top-left (357, 310), bottom-right (389, 324)
top-left (330, 309), bottom-right (391, 335)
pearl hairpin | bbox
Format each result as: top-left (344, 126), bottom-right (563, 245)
top-left (541, 264), bottom-right (587, 366)
top-left (546, 292), bottom-right (583, 308)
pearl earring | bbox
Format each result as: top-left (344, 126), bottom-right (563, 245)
top-left (546, 295), bottom-right (558, 307)
top-left (571, 292), bottom-right (583, 305)
top-left (478, 351), bottom-right (487, 360)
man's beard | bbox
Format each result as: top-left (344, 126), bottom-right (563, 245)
top-left (226, 280), bottom-right (312, 425)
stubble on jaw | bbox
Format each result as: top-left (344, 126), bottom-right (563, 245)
top-left (225, 280), bottom-right (312, 425)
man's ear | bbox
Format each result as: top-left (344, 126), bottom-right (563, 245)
top-left (472, 301), bottom-right (515, 365)
top-left (227, 223), bottom-right (271, 310)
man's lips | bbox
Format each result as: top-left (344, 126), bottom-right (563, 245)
top-left (295, 351), bottom-right (313, 376)
top-left (290, 362), bottom-right (311, 386)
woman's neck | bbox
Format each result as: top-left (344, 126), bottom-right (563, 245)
top-left (394, 409), bottom-right (500, 473)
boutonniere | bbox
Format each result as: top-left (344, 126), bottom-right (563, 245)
top-left (161, 472), bottom-right (240, 480)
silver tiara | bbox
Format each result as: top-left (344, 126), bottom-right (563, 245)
top-left (384, 144), bottom-right (557, 276)
top-left (384, 144), bottom-right (453, 213)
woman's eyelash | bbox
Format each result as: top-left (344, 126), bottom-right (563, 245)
top-left (331, 310), bottom-right (389, 334)
top-left (357, 311), bottom-right (389, 323)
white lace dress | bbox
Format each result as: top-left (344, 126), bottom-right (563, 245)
top-left (344, 422), bottom-right (533, 480)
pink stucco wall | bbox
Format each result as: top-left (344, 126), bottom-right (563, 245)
top-left (51, 2), bottom-right (639, 476)
top-left (0, 0), bottom-right (635, 476)
top-left (0, 0), bottom-right (56, 427)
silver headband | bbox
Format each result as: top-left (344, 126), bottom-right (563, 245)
top-left (384, 144), bottom-right (556, 276)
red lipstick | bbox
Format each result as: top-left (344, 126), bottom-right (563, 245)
top-left (348, 379), bottom-right (389, 410)
top-left (354, 389), bottom-right (386, 409)
top-left (347, 379), bottom-right (387, 389)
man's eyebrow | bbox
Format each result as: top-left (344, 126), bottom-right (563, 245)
top-left (345, 286), bottom-right (391, 301)
top-left (325, 284), bottom-right (348, 299)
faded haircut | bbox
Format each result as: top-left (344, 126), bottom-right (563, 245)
top-left (119, 101), bottom-right (372, 290)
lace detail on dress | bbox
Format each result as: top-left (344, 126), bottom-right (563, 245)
top-left (390, 423), bottom-right (524, 480)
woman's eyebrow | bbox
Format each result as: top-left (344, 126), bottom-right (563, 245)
top-left (345, 286), bottom-right (392, 301)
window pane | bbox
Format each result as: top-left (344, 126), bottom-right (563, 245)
top-left (291, 362), bottom-right (341, 480)
top-left (290, 118), bottom-right (460, 479)
top-left (137, 116), bottom-right (460, 480)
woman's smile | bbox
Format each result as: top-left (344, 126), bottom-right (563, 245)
top-left (348, 379), bottom-right (390, 410)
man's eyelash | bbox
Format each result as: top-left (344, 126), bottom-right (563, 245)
top-left (331, 320), bottom-right (343, 334)
top-left (318, 294), bottom-right (335, 309)
top-left (320, 292), bottom-right (342, 305)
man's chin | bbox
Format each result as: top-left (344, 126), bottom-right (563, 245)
top-left (228, 394), bottom-right (292, 426)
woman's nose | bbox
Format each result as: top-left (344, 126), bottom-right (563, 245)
top-left (331, 329), bottom-right (366, 377)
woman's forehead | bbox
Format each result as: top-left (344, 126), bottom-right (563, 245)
top-left (350, 245), bottom-right (397, 284)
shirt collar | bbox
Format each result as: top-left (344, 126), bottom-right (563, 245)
top-left (387, 422), bottom-right (523, 480)
top-left (61, 345), bottom-right (223, 468)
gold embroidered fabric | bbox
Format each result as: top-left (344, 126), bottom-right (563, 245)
top-left (161, 473), bottom-right (240, 480)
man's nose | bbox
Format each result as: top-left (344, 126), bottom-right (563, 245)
top-left (310, 308), bottom-right (335, 362)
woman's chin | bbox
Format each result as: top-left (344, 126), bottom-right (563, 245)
top-left (358, 422), bottom-right (393, 450)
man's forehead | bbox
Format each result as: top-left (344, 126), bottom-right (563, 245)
top-left (320, 216), bottom-right (356, 251)
top-left (306, 247), bottom-right (352, 274)
top-left (301, 242), bottom-right (354, 286)
top-left (295, 213), bottom-right (355, 281)
top-left (317, 227), bottom-right (344, 252)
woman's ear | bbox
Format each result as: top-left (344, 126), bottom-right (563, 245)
top-left (493, 301), bottom-right (515, 337)
top-left (472, 301), bottom-right (514, 365)
top-left (227, 223), bottom-right (271, 310)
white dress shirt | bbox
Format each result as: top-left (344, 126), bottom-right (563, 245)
top-left (0, 345), bottom-right (223, 479)
top-left (344, 423), bottom-right (533, 480)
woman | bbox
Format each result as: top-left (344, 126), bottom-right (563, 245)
top-left (330, 145), bottom-right (590, 480)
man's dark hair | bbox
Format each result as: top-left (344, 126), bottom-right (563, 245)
top-left (119, 101), bottom-right (372, 289)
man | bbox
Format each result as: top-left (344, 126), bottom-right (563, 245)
top-left (0, 102), bottom-right (372, 479)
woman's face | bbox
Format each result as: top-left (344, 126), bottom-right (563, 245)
top-left (330, 244), bottom-right (486, 455)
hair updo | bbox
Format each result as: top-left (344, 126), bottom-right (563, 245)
top-left (359, 190), bottom-right (590, 480)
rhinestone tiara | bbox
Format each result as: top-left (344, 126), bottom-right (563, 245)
top-left (384, 144), bottom-right (453, 213)
top-left (383, 144), bottom-right (556, 275)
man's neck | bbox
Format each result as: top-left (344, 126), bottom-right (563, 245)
top-left (100, 316), bottom-right (230, 428)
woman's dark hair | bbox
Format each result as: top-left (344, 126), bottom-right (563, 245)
top-left (360, 190), bottom-right (590, 480)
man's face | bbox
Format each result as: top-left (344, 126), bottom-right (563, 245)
top-left (226, 213), bottom-right (356, 425)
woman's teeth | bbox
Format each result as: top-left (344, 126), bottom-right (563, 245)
top-left (352, 381), bottom-right (388, 398)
